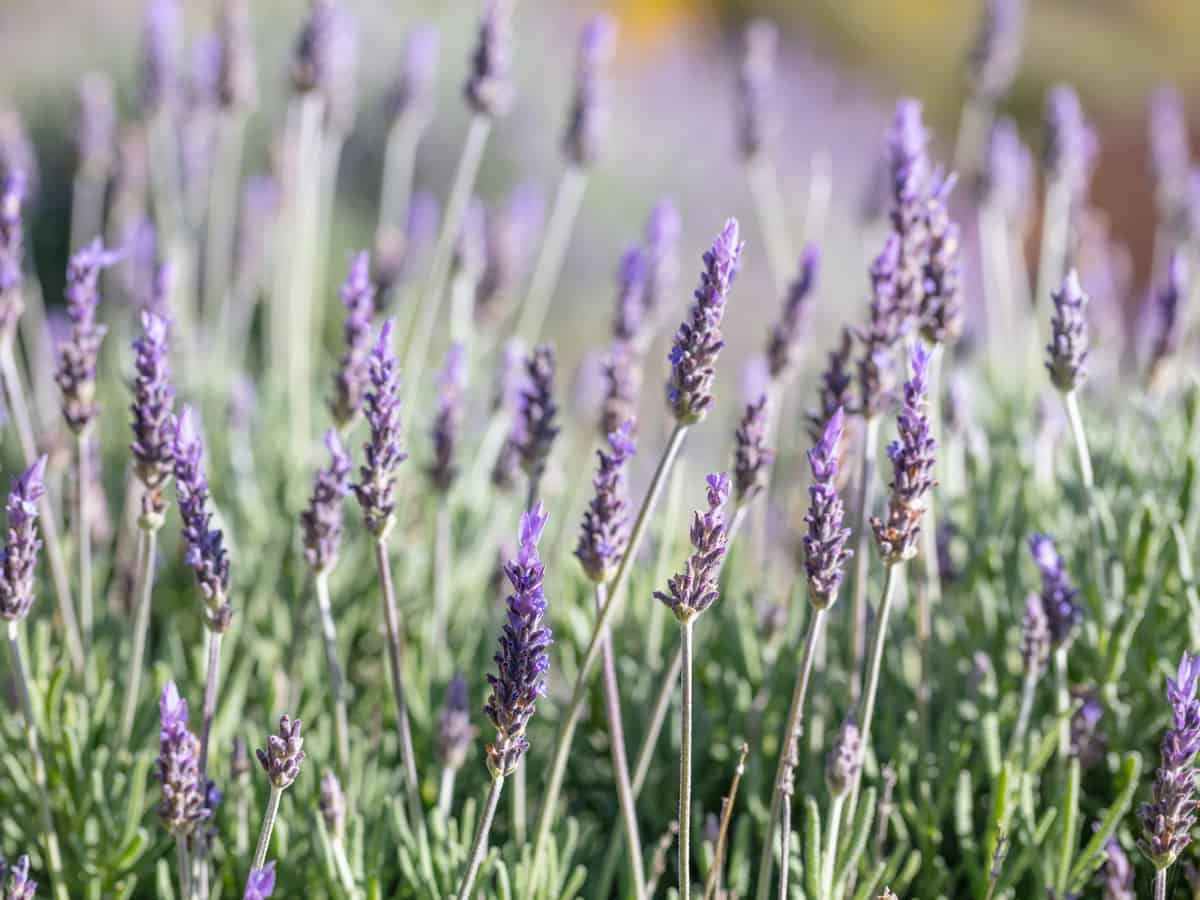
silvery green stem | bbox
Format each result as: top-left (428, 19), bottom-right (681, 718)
top-left (678, 617), bottom-right (696, 900)
top-left (175, 835), bottom-right (192, 900)
top-left (1054, 646), bottom-right (1070, 764)
top-left (311, 134), bottom-right (345, 349)
top-left (78, 432), bottom-right (93, 649)
top-left (801, 148), bottom-right (833, 249)
top-left (197, 629), bottom-right (224, 855)
top-left (745, 155), bottom-right (793, 298)
top-left (204, 114), bottom-right (246, 345)
top-left (776, 792), bottom-right (791, 900)
top-left (8, 621), bottom-right (69, 900)
top-left (374, 538), bottom-right (423, 827)
top-left (1009, 664), bottom-right (1039, 765)
top-left (597, 582), bottom-right (647, 900)
top-left (455, 775), bottom-right (506, 900)
top-left (147, 110), bottom-right (184, 246)
top-left (378, 115), bottom-right (422, 242)
top-left (120, 523), bottom-right (160, 748)
top-left (437, 766), bottom-right (457, 820)
top-left (331, 835), bottom-right (359, 900)
top-left (512, 758), bottom-right (527, 847)
top-left (514, 165), bottom-right (589, 344)
top-left (251, 785), bottom-right (282, 872)
top-left (1154, 868), bottom-right (1168, 900)
top-left (430, 505), bottom-right (452, 658)
top-left (403, 116), bottom-right (491, 400)
top-left (951, 94), bottom-right (993, 181)
top-left (1063, 389), bottom-right (1108, 593)
top-left (70, 172), bottom-right (106, 254)
top-left (315, 569), bottom-right (351, 776)
top-left (918, 345), bottom-right (943, 731)
top-left (529, 423), bottom-right (689, 888)
top-left (236, 771), bottom-right (250, 855)
top-left (821, 793), bottom-right (847, 899)
top-left (755, 607), bottom-right (827, 900)
top-left (701, 743), bottom-right (748, 900)
top-left (849, 416), bottom-right (881, 703)
top-left (0, 343), bottom-right (83, 672)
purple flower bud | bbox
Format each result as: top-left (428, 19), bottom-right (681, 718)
top-left (77, 72), bottom-right (116, 179)
top-left (436, 673), bottom-right (478, 773)
top-left (157, 681), bottom-right (209, 835)
top-left (919, 173), bottom-right (964, 345)
top-left (476, 184), bottom-right (542, 323)
top-left (826, 715), bottom-right (862, 797)
top-left (808, 327), bottom-right (855, 443)
top-left (330, 252), bottom-right (378, 429)
top-left (979, 116), bottom-right (1034, 226)
top-left (733, 395), bottom-right (774, 506)
top-left (887, 100), bottom-right (931, 325)
top-left (1, 854), bottom-right (35, 899)
top-left (173, 406), bottom-right (232, 630)
top-left (301, 431), bottom-right (352, 573)
top-left (655, 473), bottom-right (732, 622)
top-left (141, 0), bottom-right (182, 116)
top-left (1044, 84), bottom-right (1097, 204)
top-left (1148, 252), bottom-right (1187, 377)
top-left (514, 343), bottom-right (559, 483)
top-left (354, 320), bottom-right (407, 538)
top-left (319, 770), bottom-right (346, 838)
top-left (576, 421), bottom-right (637, 582)
top-left (872, 344), bottom-right (937, 564)
top-left (388, 24), bottom-right (439, 125)
top-left (427, 342), bottom-right (467, 493)
top-left (966, 0), bottom-right (1025, 100)
top-left (485, 504), bottom-right (553, 776)
top-left (292, 0), bottom-right (341, 95)
top-left (256, 715), bottom-right (305, 789)
top-left (855, 236), bottom-right (906, 419)
top-left (130, 310), bottom-right (176, 515)
top-left (1045, 269), bottom-right (1089, 393)
top-left (56, 239), bottom-right (120, 433)
top-left (0, 457), bottom-right (46, 623)
top-left (601, 341), bottom-right (641, 440)
top-left (1149, 84), bottom-right (1191, 233)
top-left (1140, 651), bottom-right (1200, 870)
top-left (735, 19), bottom-right (778, 161)
top-left (766, 245), bottom-right (820, 379)
top-left (642, 198), bottom-right (681, 330)
top-left (804, 409), bottom-right (852, 608)
top-left (244, 861), bottom-right (276, 900)
top-left (231, 736), bottom-right (250, 780)
top-left (563, 13), bottom-right (617, 167)
top-left (612, 246), bottom-right (648, 344)
top-left (464, 0), bottom-right (515, 118)
top-left (1102, 838), bottom-right (1133, 900)
top-left (1029, 534), bottom-right (1080, 647)
top-left (0, 170), bottom-right (26, 335)
top-left (667, 219), bottom-right (744, 424)
top-left (1020, 591), bottom-right (1050, 678)
top-left (217, 0), bottom-right (257, 111)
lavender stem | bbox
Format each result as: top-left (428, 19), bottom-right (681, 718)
top-left (378, 115), bottom-right (422, 245)
top-left (514, 165), bottom-right (589, 343)
top-left (801, 148), bottom-right (833, 250)
top-left (77, 433), bottom-right (93, 648)
top-left (1154, 869), bottom-right (1167, 900)
top-left (776, 792), bottom-right (791, 900)
top-left (1009, 664), bottom-right (1039, 764)
top-left (204, 114), bottom-right (247, 346)
top-left (917, 346), bottom-right (943, 726)
top-left (175, 835), bottom-right (192, 899)
top-left (701, 743), bottom-right (748, 900)
top-left (1054, 646), bottom-right (1070, 764)
top-left (849, 416), bottom-right (881, 702)
top-left (529, 422), bottom-right (689, 887)
top-left (1063, 389), bottom-right (1108, 588)
top-left (455, 775), bottom-right (505, 900)
top-left (198, 630), bottom-right (224, 786)
top-left (437, 767), bottom-right (456, 821)
top-left (251, 785), bottom-right (282, 872)
top-left (678, 617), bottom-right (695, 900)
top-left (744, 156), bottom-right (793, 297)
top-left (821, 792), bottom-right (847, 897)
top-left (430, 504), bottom-right (452, 659)
top-left (373, 538), bottom-right (423, 827)
top-left (119, 524), bottom-right (160, 747)
top-left (315, 569), bottom-right (351, 775)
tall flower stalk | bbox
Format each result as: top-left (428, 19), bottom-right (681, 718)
top-left (250, 716), bottom-right (305, 874)
top-left (455, 505), bottom-right (552, 900)
top-left (435, 675), bottom-right (477, 819)
top-left (1029, 534), bottom-right (1082, 762)
top-left (427, 342), bottom-right (466, 654)
top-left (329, 252), bottom-right (377, 433)
top-left (157, 682), bottom-right (208, 900)
top-left (1, 458), bottom-right (68, 900)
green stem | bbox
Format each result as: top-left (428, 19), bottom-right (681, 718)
top-left (120, 523), bottom-right (160, 748)
top-left (777, 792), bottom-right (791, 900)
top-left (821, 793), bottom-right (847, 899)
top-left (1154, 868), bottom-right (1168, 900)
top-left (701, 743), bottom-right (748, 900)
top-left (251, 785), bottom-right (283, 872)
top-left (1054, 646), bottom-right (1071, 765)
top-left (198, 630), bottom-right (223, 786)
top-left (744, 156), bottom-right (794, 298)
top-left (78, 432), bottom-right (93, 650)
top-left (678, 618), bottom-right (695, 900)
top-left (331, 835), bottom-right (359, 900)
top-left (1030, 180), bottom-right (1071, 391)
top-left (206, 114), bottom-right (247, 346)
top-left (455, 775), bottom-right (506, 900)
top-left (175, 835), bottom-right (192, 900)
top-left (437, 766), bottom-right (457, 821)
top-left (529, 423), bottom-right (689, 887)
top-left (315, 569), bottom-right (351, 776)
top-left (1063, 389), bottom-right (1108, 591)
top-left (849, 416), bottom-right (881, 703)
top-left (432, 503), bottom-right (452, 661)
top-left (374, 538), bottom-right (423, 827)
top-left (1008, 664), bottom-right (1040, 766)
top-left (377, 114), bottom-right (423, 243)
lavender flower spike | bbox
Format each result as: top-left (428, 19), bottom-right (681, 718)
top-left (1043, 84), bottom-right (1097, 203)
top-left (563, 13), bottom-right (617, 167)
top-left (766, 245), bottom-right (819, 379)
top-left (655, 473), bottom-right (732, 623)
top-left (301, 431), bottom-right (352, 574)
top-left (217, 0), bottom-right (257, 112)
top-left (485, 503), bottom-right (553, 777)
top-left (257, 716), bottom-right (305, 790)
top-left (919, 172), bottom-right (964, 345)
top-left (1, 855), bottom-right (35, 899)
top-left (319, 770), bottom-right (346, 837)
top-left (804, 408), bottom-right (852, 608)
top-left (601, 342), bottom-right (640, 439)
top-left (887, 100), bottom-right (930, 324)
top-left (130, 310), bottom-right (175, 518)
top-left (642, 198), bottom-right (681, 328)
top-left (437, 673), bottom-right (478, 773)
top-left (966, 0), bottom-right (1025, 100)
top-left (826, 715), bottom-right (863, 797)
top-left (156, 681), bottom-right (208, 835)
top-left (173, 406), bottom-right (232, 631)
top-left (1045, 269), bottom-right (1089, 393)
top-left (733, 395), bottom-right (774, 506)
top-left (808, 327), bottom-right (855, 442)
top-left (0, 457), bottom-right (46, 623)
top-left (56, 239), bottom-right (120, 433)
top-left (244, 861), bottom-right (276, 900)
top-left (1149, 252), bottom-right (1187, 377)
top-left (388, 25), bottom-right (439, 125)
top-left (576, 421), bottom-right (637, 582)
top-left (516, 343), bottom-right (560, 484)
top-left (612, 247), bottom-right (648, 344)
top-left (856, 236), bottom-right (905, 419)
top-left (1020, 592), bottom-right (1051, 678)
top-left (1029, 534), bottom-right (1081, 647)
top-left (735, 19), bottom-right (778, 161)
top-left (330, 251), bottom-right (377, 429)
top-left (872, 343), bottom-right (936, 564)
top-left (1102, 838), bottom-right (1134, 900)
top-left (1139, 651), bottom-right (1200, 870)
top-left (464, 0), bottom-right (514, 118)
top-left (0, 170), bottom-right (26, 336)
top-left (353, 319), bottom-right (407, 539)
top-left (428, 342), bottom-right (467, 493)
top-left (667, 219), bottom-right (744, 424)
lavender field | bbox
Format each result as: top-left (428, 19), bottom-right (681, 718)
top-left (0, 0), bottom-right (1197, 898)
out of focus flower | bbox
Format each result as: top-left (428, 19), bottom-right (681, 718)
top-left (300, 431), bottom-right (352, 574)
top-left (601, 341), bottom-right (641, 439)
top-left (1, 854), bottom-right (35, 899)
top-left (1148, 84), bottom-right (1191, 237)
top-left (642, 199), bottom-right (681, 333)
top-left (965, 0), bottom-right (1025, 100)
top-left (464, 0), bottom-right (514, 118)
top-left (0, 171), bottom-right (26, 340)
top-left (77, 72), bottom-right (117, 180)
top-left (766, 245), bottom-right (819, 380)
top-left (217, 0), bottom-right (257, 111)
top-left (919, 173), bottom-right (963, 345)
top-left (886, 99), bottom-right (930, 325)
top-left (1019, 592), bottom-right (1050, 680)
top-left (476, 184), bottom-right (541, 323)
top-left (56, 240), bottom-right (120, 433)
top-left (387, 25), bottom-right (439, 126)
top-left (826, 716), bottom-right (862, 797)
top-left (174, 407), bottom-right (232, 631)
top-left (436, 673), bottom-right (478, 773)
top-left (1148, 252), bottom-right (1187, 379)
top-left (514, 344), bottom-right (559, 484)
top-left (808, 327), bottom-right (855, 443)
top-left (856, 236), bottom-right (906, 419)
top-left (735, 20), bottom-right (778, 161)
top-left (1045, 269), bottom-right (1089, 394)
top-left (244, 862), bottom-right (276, 900)
top-left (330, 253), bottom-right (377, 431)
top-left (319, 770), bottom-right (346, 838)
top-left (563, 14), bottom-right (617, 167)
top-left (1043, 85), bottom-right (1097, 205)
top-left (142, 0), bottom-right (182, 116)
top-left (1102, 838), bottom-right (1134, 900)
top-left (427, 343), bottom-right (467, 493)
top-left (1029, 534), bottom-right (1080, 647)
top-left (979, 116), bottom-right (1034, 226)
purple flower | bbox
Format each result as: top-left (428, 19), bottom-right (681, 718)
top-left (1019, 592), bottom-right (1050, 678)
top-left (655, 473), bottom-right (732, 622)
top-left (1045, 269), bottom-right (1089, 393)
top-left (464, 0), bottom-right (514, 118)
top-left (427, 342), bottom-right (467, 492)
top-left (576, 421), bottom-right (637, 582)
top-left (808, 327), bottom-right (855, 443)
top-left (826, 715), bottom-right (863, 797)
top-left (0, 457), bottom-right (46, 624)
top-left (855, 236), bottom-right (906, 418)
top-left (376, 191), bottom-right (440, 293)
top-left (980, 117), bottom-right (1034, 226)
top-left (1149, 252), bottom-right (1187, 376)
top-left (217, 0), bottom-right (257, 111)
top-left (436, 673), bottom-right (479, 773)
top-left (476, 184), bottom-right (542, 322)
top-left (319, 770), bottom-right (346, 838)
top-left (966, 0), bottom-right (1025, 100)
top-left (733, 394), bottom-right (774, 506)
top-left (0, 170), bottom-right (26, 336)
top-left (387, 24), bottom-right (439, 125)
top-left (563, 13), bottom-right (617, 167)
top-left (292, 0), bottom-right (347, 97)
top-left (611, 246), bottom-right (648, 344)
top-left (1102, 838), bottom-right (1133, 900)
top-left (256, 715), bottom-right (305, 790)
top-left (130, 310), bottom-right (175, 515)
top-left (766, 245), bottom-right (820, 380)
top-left (330, 251), bottom-right (377, 429)
top-left (173, 406), bottom-right (232, 631)
top-left (667, 220), bottom-right (744, 424)
top-left (301, 431), bottom-right (352, 574)
top-left (514, 343), bottom-right (559, 483)
top-left (77, 72), bottom-right (116, 179)
top-left (642, 198), bottom-right (681, 331)
top-left (872, 344), bottom-right (937, 564)
top-left (1140, 652), bottom-right (1200, 869)
top-left (157, 681), bottom-right (208, 835)
top-left (141, 0), bottom-right (181, 116)
top-left (919, 173), bottom-right (963, 345)
top-left (56, 239), bottom-right (120, 433)
top-left (887, 100), bottom-right (931, 325)
top-left (244, 861), bottom-right (276, 900)
top-left (1149, 84), bottom-right (1191, 234)
top-left (1044, 84), bottom-right (1097, 204)
top-left (804, 408), bottom-right (852, 608)
top-left (353, 319), bottom-right (407, 538)
top-left (1029, 534), bottom-right (1081, 647)
top-left (601, 341), bottom-right (641, 439)
top-left (1, 854), bottom-right (35, 899)
top-left (485, 504), bottom-right (553, 776)
top-left (735, 19), bottom-right (778, 161)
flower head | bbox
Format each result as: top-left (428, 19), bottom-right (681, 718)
top-left (437, 673), bottom-right (479, 773)
top-left (157, 681), bottom-right (209, 836)
top-left (485, 504), bottom-right (553, 776)
top-left (735, 20), bottom-right (778, 161)
top-left (514, 343), bottom-right (559, 483)
top-left (216, 0), bottom-right (256, 111)
top-left (1019, 591), bottom-right (1050, 679)
top-left (733, 395), bottom-right (774, 506)
top-left (329, 252), bottom-right (377, 429)
top-left (464, 0), bottom-right (514, 118)
top-left (428, 342), bottom-right (467, 493)
top-left (576, 421), bottom-right (637, 582)
top-left (667, 219), bottom-right (744, 423)
top-left (919, 173), bottom-right (964, 345)
top-left (563, 14), bottom-right (617, 167)
top-left (855, 236), bottom-right (907, 418)
top-left (0, 458), bottom-right (46, 624)
top-left (766, 245), bottom-right (819, 379)
top-left (886, 100), bottom-right (931, 325)
top-left (804, 408), bottom-right (852, 608)
top-left (1102, 838), bottom-right (1133, 900)
top-left (476, 184), bottom-right (542, 322)
top-left (56, 239), bottom-right (120, 433)
top-left (1, 854), bottom-right (35, 900)
top-left (0, 170), bottom-right (25, 330)
top-left (641, 199), bottom-right (681, 331)
top-left (1029, 534), bottom-right (1081, 647)
top-left (256, 715), bottom-right (305, 790)
top-left (1148, 252), bottom-right (1188, 379)
top-left (244, 861), bottom-right (276, 900)
top-left (1045, 269), bottom-right (1089, 393)
top-left (387, 24), bottom-right (439, 126)
top-left (807, 327), bottom-right (855, 443)
top-left (612, 246), bottom-right (648, 345)
top-left (601, 341), bottom-right (641, 439)
top-left (827, 715), bottom-right (863, 798)
top-left (173, 406), bottom-right (232, 631)
top-left (319, 770), bottom-right (346, 838)
top-left (1044, 84), bottom-right (1098, 203)
top-left (980, 116), bottom-right (1034, 226)
top-left (1140, 651), bottom-right (1200, 870)
top-left (353, 319), bottom-right (407, 538)
top-left (1149, 84), bottom-right (1192, 234)
top-left (966, 0), bottom-right (1025, 100)
top-left (130, 310), bottom-right (175, 517)
top-left (655, 473), bottom-right (732, 623)
top-left (301, 431), bottom-right (352, 574)
top-left (141, 0), bottom-right (182, 116)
